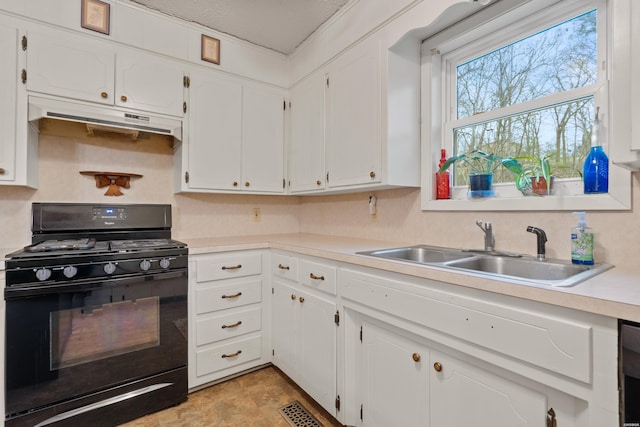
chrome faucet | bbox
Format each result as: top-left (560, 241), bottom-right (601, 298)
top-left (526, 226), bottom-right (547, 260)
top-left (476, 220), bottom-right (495, 252)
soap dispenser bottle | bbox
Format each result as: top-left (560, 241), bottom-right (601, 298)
top-left (571, 212), bottom-right (594, 265)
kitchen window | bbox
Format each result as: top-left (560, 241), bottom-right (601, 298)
top-left (421, 0), bottom-right (631, 211)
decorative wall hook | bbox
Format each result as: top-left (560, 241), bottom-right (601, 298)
top-left (80, 171), bottom-right (142, 196)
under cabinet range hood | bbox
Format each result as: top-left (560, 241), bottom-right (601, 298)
top-left (28, 96), bottom-right (183, 141)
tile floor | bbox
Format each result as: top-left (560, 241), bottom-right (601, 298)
top-left (120, 366), bottom-right (344, 427)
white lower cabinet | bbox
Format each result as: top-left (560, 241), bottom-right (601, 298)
top-left (271, 253), bottom-right (338, 417)
top-left (341, 266), bottom-right (618, 427)
top-left (188, 251), bottom-right (270, 389)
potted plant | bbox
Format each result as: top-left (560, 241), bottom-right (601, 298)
top-left (438, 149), bottom-right (503, 194)
top-left (501, 155), bottom-right (553, 196)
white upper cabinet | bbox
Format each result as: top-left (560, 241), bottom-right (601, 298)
top-left (176, 68), bottom-right (285, 194)
top-left (326, 36), bottom-right (382, 189)
top-left (0, 21), bottom-right (37, 188)
top-left (25, 29), bottom-right (185, 117)
top-left (0, 25), bottom-right (19, 183)
top-left (289, 73), bottom-right (325, 193)
top-left (241, 85), bottom-right (285, 192)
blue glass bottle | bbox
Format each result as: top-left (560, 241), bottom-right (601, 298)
top-left (583, 146), bottom-right (608, 194)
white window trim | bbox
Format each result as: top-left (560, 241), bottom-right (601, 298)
top-left (420, 0), bottom-right (632, 211)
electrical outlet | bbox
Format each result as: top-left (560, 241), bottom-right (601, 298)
top-left (252, 208), bottom-right (261, 222)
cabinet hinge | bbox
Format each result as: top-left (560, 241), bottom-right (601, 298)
top-left (282, 178), bottom-right (285, 189)
top-left (326, 172), bottom-right (329, 183)
top-left (185, 171), bottom-right (189, 184)
top-left (360, 404), bottom-right (363, 421)
top-left (334, 310), bottom-right (340, 326)
top-left (546, 408), bottom-right (557, 427)
top-left (326, 77), bottom-right (330, 87)
top-left (335, 395), bottom-right (340, 411)
top-left (359, 326), bottom-right (363, 342)
top-left (271, 287), bottom-right (274, 294)
top-left (21, 35), bottom-right (27, 51)
top-left (21, 69), bottom-right (26, 84)
top-left (272, 349), bottom-right (275, 356)
top-left (283, 100), bottom-right (286, 110)
top-left (183, 75), bottom-right (190, 88)
top-left (183, 102), bottom-right (187, 113)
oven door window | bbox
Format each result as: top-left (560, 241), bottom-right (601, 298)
top-left (50, 296), bottom-right (160, 370)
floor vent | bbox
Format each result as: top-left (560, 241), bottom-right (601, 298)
top-left (278, 400), bottom-right (324, 427)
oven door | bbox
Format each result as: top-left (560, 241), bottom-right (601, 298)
top-left (4, 270), bottom-right (187, 420)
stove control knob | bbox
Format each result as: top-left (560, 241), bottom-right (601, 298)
top-left (35, 268), bottom-right (52, 281)
top-left (139, 260), bottom-right (152, 271)
top-left (104, 263), bottom-right (117, 275)
top-left (63, 266), bottom-right (78, 278)
top-left (159, 258), bottom-right (171, 269)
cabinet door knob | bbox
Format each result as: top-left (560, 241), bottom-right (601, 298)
top-left (101, 91), bottom-right (108, 98)
top-left (278, 264), bottom-right (290, 270)
top-left (309, 273), bottom-right (325, 281)
top-left (369, 171), bottom-right (376, 178)
top-left (299, 296), bottom-right (305, 303)
top-left (316, 180), bottom-right (321, 186)
top-left (120, 95), bottom-right (127, 102)
top-left (232, 181), bottom-right (238, 187)
top-left (245, 181), bottom-right (250, 187)
top-left (0, 168), bottom-right (5, 175)
top-left (290, 294), bottom-right (296, 300)
top-left (433, 362), bottom-right (442, 372)
top-left (412, 353), bottom-right (421, 362)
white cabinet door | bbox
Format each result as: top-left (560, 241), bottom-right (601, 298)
top-left (186, 70), bottom-right (242, 190)
top-left (357, 318), bottom-right (429, 426)
top-left (326, 37), bottom-right (382, 188)
top-left (115, 50), bottom-right (185, 117)
top-left (241, 85), bottom-right (285, 193)
top-left (272, 281), bottom-right (299, 380)
top-left (26, 30), bottom-right (114, 105)
top-left (272, 280), bottom-right (337, 416)
top-left (289, 73), bottom-right (325, 193)
top-left (298, 289), bottom-right (337, 414)
top-left (0, 25), bottom-right (18, 182)
top-left (430, 350), bottom-right (547, 427)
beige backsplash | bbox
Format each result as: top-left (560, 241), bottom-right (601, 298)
top-left (1, 126), bottom-right (639, 267)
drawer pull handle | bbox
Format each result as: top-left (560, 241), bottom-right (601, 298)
top-left (299, 297), bottom-right (305, 303)
top-left (412, 353), bottom-right (421, 362)
top-left (221, 350), bottom-right (242, 358)
top-left (221, 264), bottom-right (242, 270)
top-left (433, 362), bottom-right (442, 372)
top-left (309, 273), bottom-right (325, 281)
top-left (221, 321), bottom-right (242, 329)
top-left (278, 264), bottom-right (290, 270)
top-left (221, 292), bottom-right (242, 299)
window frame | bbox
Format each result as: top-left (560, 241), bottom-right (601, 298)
top-left (420, 0), bottom-right (631, 211)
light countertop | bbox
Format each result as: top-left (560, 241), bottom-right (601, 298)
top-left (182, 233), bottom-right (640, 323)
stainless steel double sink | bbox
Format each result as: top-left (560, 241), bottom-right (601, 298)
top-left (357, 245), bottom-right (612, 287)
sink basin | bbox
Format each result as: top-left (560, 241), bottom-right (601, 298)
top-left (358, 245), bottom-right (612, 287)
top-left (358, 245), bottom-right (475, 264)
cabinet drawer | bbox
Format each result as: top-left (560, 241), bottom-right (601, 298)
top-left (196, 306), bottom-right (262, 346)
top-left (196, 336), bottom-right (262, 377)
top-left (301, 260), bottom-right (337, 295)
top-left (196, 278), bottom-right (262, 314)
top-left (195, 252), bottom-right (262, 282)
top-left (341, 268), bottom-right (592, 383)
top-left (272, 253), bottom-right (299, 282)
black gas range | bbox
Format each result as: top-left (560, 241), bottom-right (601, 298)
top-left (4, 203), bottom-right (188, 427)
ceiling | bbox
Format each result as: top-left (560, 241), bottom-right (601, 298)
top-left (128, 0), bottom-right (350, 55)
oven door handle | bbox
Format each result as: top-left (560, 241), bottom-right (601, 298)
top-left (4, 270), bottom-right (187, 300)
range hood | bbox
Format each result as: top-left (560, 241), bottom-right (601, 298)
top-left (28, 96), bottom-right (183, 141)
